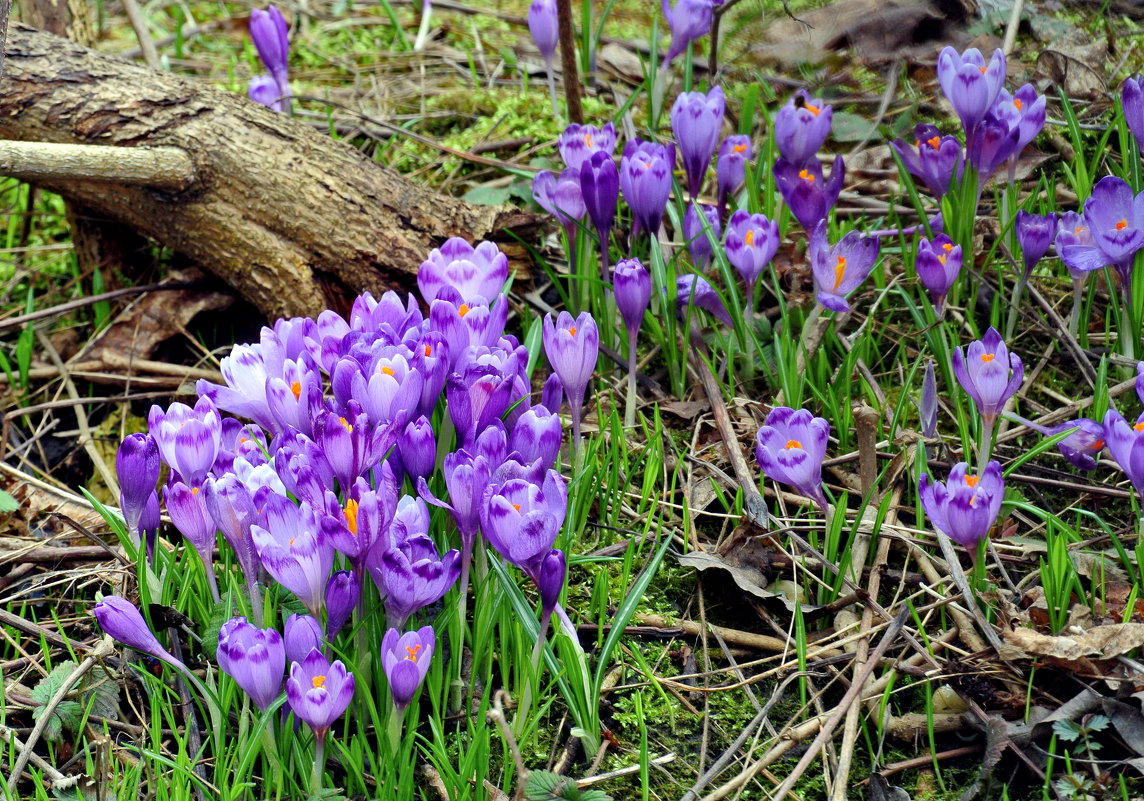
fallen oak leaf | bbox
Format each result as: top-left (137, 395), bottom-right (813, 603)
top-left (1002, 623), bottom-right (1144, 662)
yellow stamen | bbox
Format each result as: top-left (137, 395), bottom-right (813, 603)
top-left (585, 133), bottom-right (593, 148)
top-left (405, 644), bottom-right (422, 662)
top-left (312, 675), bottom-right (326, 689)
top-left (926, 136), bottom-right (940, 150)
top-left (799, 169), bottom-right (814, 183)
top-left (338, 416), bottom-right (353, 432)
top-left (290, 381), bottom-right (302, 400)
top-left (981, 353), bottom-right (995, 363)
top-left (191, 487), bottom-right (199, 496)
top-left (937, 254), bottom-right (946, 265)
top-left (745, 230), bottom-right (755, 247)
top-left (344, 499), bottom-right (359, 536)
top-left (833, 255), bottom-right (846, 290)
top-left (784, 440), bottom-right (803, 450)
top-left (381, 366), bottom-right (395, 376)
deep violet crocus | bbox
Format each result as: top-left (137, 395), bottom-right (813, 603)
top-left (94, 596), bottom-right (183, 668)
top-left (116, 433), bottom-right (160, 542)
top-left (774, 91), bottom-right (833, 168)
top-left (683, 203), bottom-right (721, 270)
top-left (382, 626), bottom-right (434, 710)
top-left (559, 123), bottom-right (618, 173)
top-left (543, 311), bottom-right (598, 454)
top-left (1056, 210), bottom-right (1097, 334)
top-left (951, 327), bottom-right (1024, 429)
top-left (914, 234), bottom-right (962, 315)
top-left (620, 139), bottom-right (676, 239)
top-left (671, 86), bottom-right (725, 199)
top-left (1102, 408), bottom-right (1144, 502)
top-left (417, 238), bottom-right (508, 306)
top-left (1058, 176), bottom-right (1144, 293)
top-left (369, 537), bottom-right (461, 629)
top-left (773, 156), bottom-right (844, 234)
top-left (755, 407), bottom-right (830, 514)
top-left (966, 113), bottom-right (1020, 181)
top-left (325, 570), bottom-right (359, 640)
top-left (808, 221), bottom-right (880, 313)
top-left (398, 416), bottom-right (436, 483)
top-left (1007, 415), bottom-right (1105, 471)
top-left (284, 614), bottom-right (324, 667)
top-left (1123, 76), bottom-right (1144, 155)
top-left (1138, 362), bottom-right (1144, 408)
top-left (580, 151), bottom-right (620, 275)
top-left (217, 617), bottom-right (285, 711)
top-left (1015, 211), bottom-right (1057, 277)
top-left (724, 209), bottom-right (779, 300)
top-left (614, 258), bottom-right (651, 427)
top-left (480, 470), bottom-right (568, 573)
top-left (889, 125), bottom-right (962, 200)
top-left (919, 360), bottom-right (938, 439)
top-left (918, 461), bottom-right (1004, 551)
top-left (716, 135), bottom-right (751, 219)
top-left (993, 85), bottom-right (1046, 163)
top-left (936, 46), bottom-right (1006, 136)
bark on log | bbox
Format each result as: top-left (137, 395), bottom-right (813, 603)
top-left (0, 24), bottom-right (537, 320)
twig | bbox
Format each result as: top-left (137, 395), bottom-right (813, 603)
top-left (121, 0), bottom-right (162, 70)
top-left (489, 690), bottom-right (528, 801)
top-left (765, 609), bottom-right (909, 801)
top-left (0, 0), bottom-right (11, 76)
top-left (5, 636), bottom-right (116, 791)
top-left (555, 0), bottom-right (582, 123)
top-left (1001, 0), bottom-right (1025, 56)
top-left (0, 725), bottom-right (76, 788)
top-left (0, 281), bottom-right (202, 333)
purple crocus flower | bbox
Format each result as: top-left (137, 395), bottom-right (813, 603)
top-left (93, 596), bottom-right (182, 668)
top-left (248, 75), bottom-right (282, 112)
top-left (116, 433), bottom-right (160, 540)
top-left (889, 126), bottom-right (962, 199)
top-left (204, 473), bottom-right (264, 586)
top-left (217, 617), bottom-right (285, 711)
top-left (542, 311), bottom-right (598, 448)
top-left (265, 354), bottom-right (324, 438)
top-left (312, 403), bottom-right (397, 490)
top-left (148, 397), bottom-right (222, 486)
top-left (325, 570), bottom-right (359, 640)
top-left (1138, 362), bottom-right (1144, 408)
top-left (808, 221), bottom-right (880, 313)
top-left (1059, 177), bottom-right (1144, 286)
top-left (1056, 210), bottom-right (1096, 279)
top-left (428, 292), bottom-right (509, 362)
top-left (724, 210), bottom-right (779, 295)
top-left (613, 259), bottom-right (651, 341)
top-left (683, 203), bottom-right (721, 270)
top-left (774, 91), bottom-right (833, 168)
top-left (993, 85), bottom-right (1046, 155)
top-left (716, 135), bottom-right (751, 218)
top-left (951, 327), bottom-right (1024, 427)
top-left (755, 407), bottom-right (830, 513)
top-left (480, 470), bottom-right (568, 573)
top-left (369, 537), bottom-right (461, 628)
top-left (559, 123), bottom-right (618, 173)
top-left (164, 481), bottom-right (220, 599)
top-left (251, 492), bottom-right (334, 617)
top-left (417, 238), bottom-right (508, 305)
top-left (936, 46), bottom-right (1006, 136)
top-left (918, 461), bottom-right (1004, 549)
top-left (542, 373), bottom-right (564, 415)
top-left (332, 353), bottom-right (423, 428)
top-left (382, 626), bottom-right (434, 710)
top-left (671, 86), bottom-right (725, 198)
top-left (528, 0), bottom-right (558, 66)
top-left (417, 450), bottom-right (492, 545)
top-left (1102, 408), bottom-right (1144, 500)
top-left (533, 168), bottom-right (586, 247)
top-left (580, 151), bottom-right (620, 257)
top-left (915, 234), bottom-right (962, 314)
top-left (509, 406), bottom-right (563, 471)
top-left (919, 360), bottom-right (938, 438)
top-left (140, 493), bottom-right (161, 564)
top-left (773, 156), bottom-right (844, 234)
top-left (966, 113), bottom-right (1020, 180)
top-left (662, 0), bottom-right (720, 67)
top-left (1010, 415), bottom-right (1105, 471)
top-left (284, 614), bottom-right (324, 667)
top-left (398, 416), bottom-right (436, 483)
top-left (1123, 76), bottom-right (1144, 155)
top-left (537, 549), bottom-right (566, 613)
top-left (1015, 211), bottom-right (1057, 277)
top-left (285, 648), bottom-right (354, 738)
top-left (676, 274), bottom-right (732, 326)
top-left (250, 5), bottom-right (289, 92)
top-left (620, 139), bottom-right (676, 239)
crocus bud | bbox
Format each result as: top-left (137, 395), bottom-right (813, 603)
top-left (286, 648), bottom-right (355, 737)
top-left (509, 406), bottom-right (563, 471)
top-left (1137, 362), bottom-right (1144, 408)
top-left (1015, 211), bottom-right (1058, 278)
top-left (620, 139), bottom-right (676, 239)
top-left (936, 46), bottom-right (1006, 136)
top-left (919, 461), bottom-right (1004, 549)
top-left (755, 407), bottom-right (830, 514)
top-left (399, 416), bottom-right (436, 483)
top-left (716, 135), bottom-right (751, 214)
top-left (542, 373), bottom-right (564, 415)
top-left (93, 596), bottom-right (182, 668)
top-left (116, 433), bottom-right (159, 538)
top-left (542, 311), bottom-right (599, 420)
top-left (580, 151), bottom-right (619, 243)
top-left (919, 360), bottom-right (938, 438)
top-left (663, 0), bottom-right (719, 67)
top-left (528, 0), bottom-right (559, 64)
top-left (217, 617), bottom-right (285, 711)
top-left (164, 482), bottom-right (216, 556)
top-left (613, 258), bottom-right (651, 341)
top-left (1124, 77), bottom-right (1144, 156)
top-left (724, 209), bottom-right (779, 295)
top-left (966, 113), bottom-right (1020, 180)
top-left (676, 274), bottom-right (732, 326)
top-left (774, 91), bottom-right (832, 168)
top-left (808, 221), bottom-right (880, 313)
top-left (683, 203), bottom-right (721, 270)
top-left (250, 5), bottom-right (290, 89)
top-left (536, 548), bottom-right (566, 614)
top-left (248, 75), bottom-right (282, 111)
top-left (533, 169), bottom-right (586, 241)
top-left (284, 613), bottom-right (323, 666)
top-left (325, 570), bottom-right (359, 641)
top-left (914, 234), bottom-right (962, 314)
top-left (671, 86), bottom-right (724, 199)
top-left (952, 327), bottom-right (1024, 427)
top-left (140, 492), bottom-right (160, 564)
top-left (382, 626), bottom-right (435, 710)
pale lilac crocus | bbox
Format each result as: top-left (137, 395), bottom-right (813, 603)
top-left (671, 86), bottom-right (724, 199)
top-left (724, 209), bottom-right (779, 300)
top-left (542, 311), bottom-right (598, 454)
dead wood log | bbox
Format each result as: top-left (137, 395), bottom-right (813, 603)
top-left (0, 24), bottom-right (537, 320)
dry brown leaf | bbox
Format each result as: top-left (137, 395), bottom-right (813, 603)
top-left (1002, 623), bottom-right (1144, 661)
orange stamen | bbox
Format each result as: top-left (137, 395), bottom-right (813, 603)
top-left (805, 103), bottom-right (821, 116)
top-left (965, 475), bottom-right (980, 488)
top-left (290, 381), bottom-right (302, 400)
top-left (942, 242), bottom-right (953, 252)
top-left (1092, 439), bottom-right (1105, 450)
top-left (833, 255), bottom-right (846, 290)
top-left (734, 143), bottom-right (747, 153)
top-left (381, 366), bottom-right (395, 376)
top-left (424, 345), bottom-right (432, 356)
top-left (344, 499), bottom-right (359, 536)
top-left (926, 136), bottom-right (941, 150)
top-left (312, 675), bottom-right (326, 689)
top-left (1116, 219), bottom-right (1129, 231)
top-left (784, 440), bottom-right (803, 450)
top-left (979, 65), bottom-right (987, 74)
top-left (981, 354), bottom-right (995, 363)
top-left (1135, 422), bottom-right (1144, 432)
top-left (459, 304), bottom-right (470, 317)
top-left (405, 644), bottom-right (422, 662)
top-left (1014, 97), bottom-right (1023, 110)
top-left (568, 326), bottom-right (577, 336)
top-left (799, 169), bottom-right (814, 183)
top-left (339, 416), bottom-right (353, 432)
top-left (191, 486), bottom-right (199, 496)
top-left (585, 133), bottom-right (593, 148)
top-left (745, 230), bottom-right (755, 247)
top-left (512, 503), bottom-right (522, 512)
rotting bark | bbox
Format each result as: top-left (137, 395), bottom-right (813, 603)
top-left (0, 24), bottom-right (537, 319)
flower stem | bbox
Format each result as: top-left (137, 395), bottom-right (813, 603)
top-left (413, 0), bottom-right (432, 50)
top-left (388, 700), bottom-right (404, 755)
top-left (1069, 279), bottom-right (1084, 338)
top-left (309, 733), bottom-right (326, 797)
top-left (624, 337), bottom-right (637, 429)
top-left (450, 537), bottom-right (474, 714)
top-left (260, 720), bottom-right (284, 792)
top-left (514, 609), bottom-right (552, 739)
top-left (246, 578), bottom-right (264, 628)
top-left (545, 64), bottom-right (560, 121)
top-left (976, 417), bottom-right (996, 476)
top-left (1004, 274), bottom-right (1026, 342)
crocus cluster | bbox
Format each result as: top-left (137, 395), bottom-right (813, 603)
top-left (248, 5), bottom-right (290, 111)
top-left (98, 234), bottom-right (581, 753)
